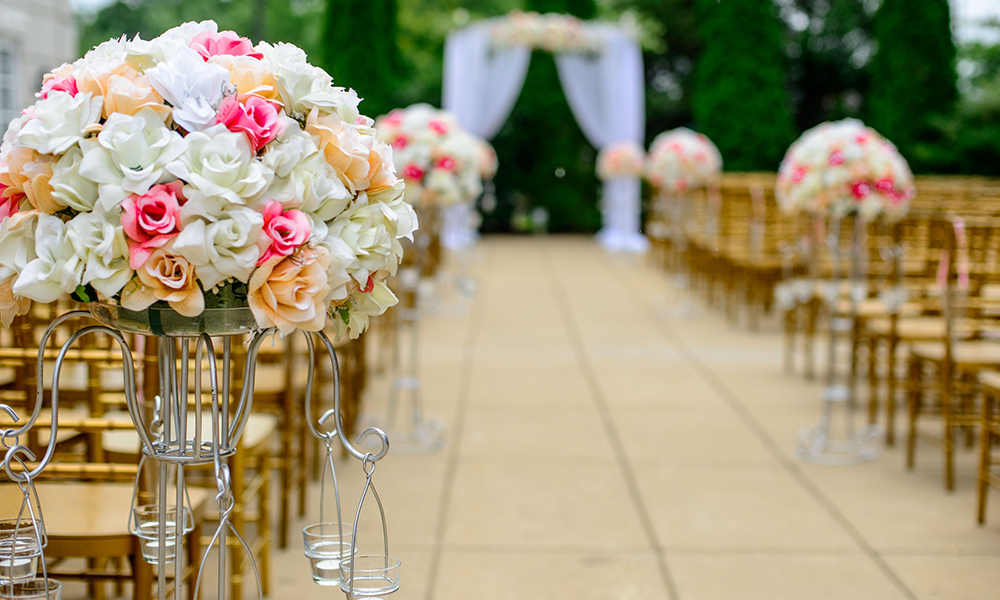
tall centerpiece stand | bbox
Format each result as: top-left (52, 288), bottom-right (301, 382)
top-left (776, 118), bottom-right (915, 465)
top-left (641, 128), bottom-right (723, 319)
top-left (1, 303), bottom-right (402, 600)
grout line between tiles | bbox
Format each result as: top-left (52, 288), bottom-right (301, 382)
top-left (617, 264), bottom-right (920, 600)
top-left (544, 250), bottom-right (682, 600)
top-left (422, 247), bottom-right (490, 600)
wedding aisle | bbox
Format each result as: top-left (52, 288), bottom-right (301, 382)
top-left (270, 236), bottom-right (1000, 600)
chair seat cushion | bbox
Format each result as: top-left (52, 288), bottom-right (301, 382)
top-left (910, 340), bottom-right (1000, 366)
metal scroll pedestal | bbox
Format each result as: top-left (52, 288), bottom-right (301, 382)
top-left (0, 307), bottom-right (400, 600)
top-left (793, 217), bottom-right (885, 465)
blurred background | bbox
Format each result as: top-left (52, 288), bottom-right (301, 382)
top-left (6, 0), bottom-right (1000, 232)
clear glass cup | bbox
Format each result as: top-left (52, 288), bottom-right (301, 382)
top-left (0, 578), bottom-right (62, 599)
top-left (302, 523), bottom-right (354, 586)
top-left (0, 536), bottom-right (41, 583)
top-left (131, 506), bottom-right (192, 565)
top-left (0, 520), bottom-right (45, 546)
top-left (339, 554), bottom-right (401, 598)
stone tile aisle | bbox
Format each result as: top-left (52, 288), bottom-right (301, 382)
top-left (269, 236), bottom-right (1000, 600)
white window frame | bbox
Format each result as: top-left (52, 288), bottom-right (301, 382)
top-left (0, 38), bottom-right (19, 129)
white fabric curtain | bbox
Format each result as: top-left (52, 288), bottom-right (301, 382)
top-left (442, 24), bottom-right (531, 140)
top-left (556, 29), bottom-right (648, 252)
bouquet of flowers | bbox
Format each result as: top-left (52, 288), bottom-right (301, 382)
top-left (643, 128), bottom-right (722, 194)
top-left (776, 119), bottom-right (914, 221)
top-left (491, 10), bottom-right (603, 54)
top-left (476, 139), bottom-right (499, 181)
top-left (374, 104), bottom-right (483, 208)
top-left (0, 21), bottom-right (417, 337)
top-left (596, 141), bottom-right (645, 180)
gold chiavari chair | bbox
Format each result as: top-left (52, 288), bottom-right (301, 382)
top-left (976, 369), bottom-right (1000, 523)
top-left (906, 216), bottom-right (1000, 490)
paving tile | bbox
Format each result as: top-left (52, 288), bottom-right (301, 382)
top-left (884, 555), bottom-right (1000, 600)
top-left (460, 406), bottom-right (614, 460)
top-left (669, 553), bottom-right (911, 600)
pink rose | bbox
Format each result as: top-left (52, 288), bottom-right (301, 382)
top-left (257, 200), bottom-right (311, 265)
top-left (428, 120), bottom-right (449, 134)
top-left (403, 165), bottom-right (425, 180)
top-left (382, 111), bottom-right (403, 127)
top-left (190, 30), bottom-right (263, 61)
top-left (121, 181), bottom-right (185, 269)
top-left (851, 181), bottom-right (871, 199)
top-left (792, 166), bottom-right (807, 183)
top-left (437, 156), bottom-right (455, 170)
top-left (216, 95), bottom-right (287, 152)
top-left (36, 76), bottom-right (78, 99)
top-left (392, 136), bottom-right (408, 150)
top-left (874, 178), bottom-right (895, 194)
top-left (829, 151), bottom-right (845, 166)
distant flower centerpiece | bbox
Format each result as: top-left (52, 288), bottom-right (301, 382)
top-left (374, 104), bottom-right (483, 208)
top-left (0, 20), bottom-right (416, 337)
top-left (475, 139), bottom-right (499, 181)
top-left (643, 128), bottom-right (722, 194)
top-left (596, 141), bottom-right (645, 180)
top-left (776, 118), bottom-right (914, 221)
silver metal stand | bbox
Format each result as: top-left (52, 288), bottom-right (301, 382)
top-left (656, 193), bottom-right (698, 319)
top-left (1, 308), bottom-right (400, 599)
top-left (794, 217), bottom-right (885, 465)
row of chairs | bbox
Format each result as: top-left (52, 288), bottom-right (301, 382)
top-left (648, 174), bottom-right (1000, 526)
top-left (0, 301), bottom-right (370, 599)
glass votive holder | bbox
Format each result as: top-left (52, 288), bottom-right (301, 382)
top-left (302, 523), bottom-right (354, 586)
top-left (0, 536), bottom-right (42, 583)
top-left (131, 506), bottom-right (192, 565)
top-left (0, 520), bottom-right (45, 546)
top-left (0, 578), bottom-right (62, 599)
top-left (339, 554), bottom-right (401, 598)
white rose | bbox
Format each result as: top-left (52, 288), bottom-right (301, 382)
top-left (12, 214), bottom-right (84, 303)
top-left (334, 280), bottom-right (397, 340)
top-left (79, 107), bottom-right (187, 209)
top-left (262, 126), bottom-right (353, 215)
top-left (15, 92), bottom-right (103, 155)
top-left (255, 41), bottom-right (341, 117)
top-left (326, 192), bottom-right (416, 284)
top-left (1, 113), bottom-right (28, 154)
top-left (125, 34), bottom-right (195, 72)
top-left (167, 125), bottom-right (272, 212)
top-left (174, 203), bottom-right (264, 289)
top-left (77, 36), bottom-right (128, 69)
top-left (0, 211), bottom-right (40, 273)
top-left (49, 147), bottom-right (100, 212)
top-left (317, 234), bottom-right (356, 303)
top-left (66, 208), bottom-right (132, 297)
top-left (146, 52), bottom-right (233, 132)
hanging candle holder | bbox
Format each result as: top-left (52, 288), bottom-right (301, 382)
top-left (0, 441), bottom-right (60, 600)
top-left (302, 331), bottom-right (399, 599)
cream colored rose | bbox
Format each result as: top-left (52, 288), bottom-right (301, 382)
top-left (365, 140), bottom-right (405, 203)
top-left (305, 107), bottom-right (371, 193)
top-left (15, 91), bottom-right (103, 155)
top-left (0, 269), bottom-right (31, 328)
top-left (248, 246), bottom-right (330, 335)
top-left (120, 244), bottom-right (204, 317)
top-left (20, 153), bottom-right (65, 215)
top-left (210, 55), bottom-right (279, 102)
top-left (103, 73), bottom-right (171, 121)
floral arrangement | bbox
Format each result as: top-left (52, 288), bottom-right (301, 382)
top-left (776, 118), bottom-right (914, 221)
top-left (643, 128), bottom-right (722, 194)
top-left (490, 10), bottom-right (603, 54)
top-left (374, 104), bottom-right (483, 208)
top-left (476, 139), bottom-right (499, 181)
top-left (0, 21), bottom-right (417, 337)
top-left (596, 141), bottom-right (645, 180)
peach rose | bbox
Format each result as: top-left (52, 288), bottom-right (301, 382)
top-left (20, 153), bottom-right (64, 215)
top-left (248, 246), bottom-right (330, 335)
top-left (77, 62), bottom-right (137, 109)
top-left (210, 55), bottom-right (279, 102)
top-left (120, 244), bottom-right (204, 317)
top-left (305, 107), bottom-right (370, 193)
top-left (0, 272), bottom-right (31, 328)
top-left (0, 147), bottom-right (32, 208)
top-left (103, 73), bottom-right (171, 121)
top-left (364, 141), bottom-right (404, 203)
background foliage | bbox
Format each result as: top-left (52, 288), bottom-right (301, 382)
top-left (78, 0), bottom-right (1000, 232)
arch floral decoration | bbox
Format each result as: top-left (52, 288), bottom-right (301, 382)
top-left (442, 10), bottom-right (648, 252)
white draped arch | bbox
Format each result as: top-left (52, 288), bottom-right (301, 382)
top-left (441, 20), bottom-right (648, 253)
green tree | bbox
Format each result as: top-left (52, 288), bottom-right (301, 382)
top-left (690, 0), bottom-right (795, 171)
top-left (321, 0), bottom-right (401, 116)
top-left (867, 0), bottom-right (956, 171)
top-left (488, 0), bottom-right (601, 233)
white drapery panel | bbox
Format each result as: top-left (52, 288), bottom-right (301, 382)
top-left (442, 25), bottom-right (531, 140)
top-left (441, 24), bottom-right (648, 252)
top-left (556, 29), bottom-right (647, 252)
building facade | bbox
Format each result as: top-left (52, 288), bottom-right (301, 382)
top-left (0, 0), bottom-right (78, 126)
